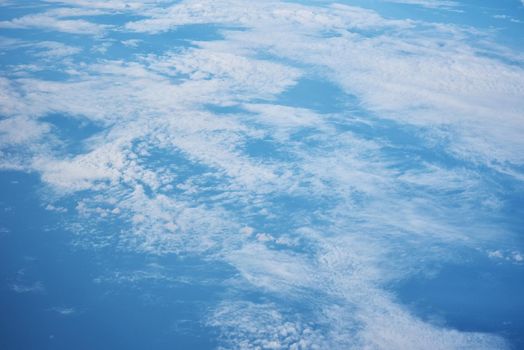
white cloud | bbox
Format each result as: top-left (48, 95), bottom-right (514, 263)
top-left (354, 295), bottom-right (507, 350)
top-left (121, 39), bottom-right (141, 47)
top-left (50, 306), bottom-right (76, 315)
top-left (0, 116), bottom-right (50, 145)
top-left (239, 226), bottom-right (254, 236)
top-left (0, 11), bottom-right (109, 35)
top-left (199, 10), bottom-right (524, 170)
top-left (384, 0), bottom-right (459, 9)
top-left (492, 14), bottom-right (523, 23)
top-left (9, 281), bottom-right (45, 293)
top-left (43, 0), bottom-right (159, 11)
top-left (45, 203), bottom-right (68, 213)
top-left (124, 1), bottom-right (412, 34)
top-left (488, 249), bottom-right (524, 264)
top-left (226, 243), bottom-right (315, 293)
top-left (208, 301), bottom-right (327, 350)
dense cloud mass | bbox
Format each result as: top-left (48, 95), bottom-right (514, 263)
top-left (0, 1), bottom-right (523, 349)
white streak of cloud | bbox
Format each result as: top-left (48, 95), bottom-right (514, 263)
top-left (384, 0), bottom-right (459, 9)
top-left (0, 11), bottom-right (109, 35)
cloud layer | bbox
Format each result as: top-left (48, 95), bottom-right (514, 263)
top-left (1, 0), bottom-right (523, 349)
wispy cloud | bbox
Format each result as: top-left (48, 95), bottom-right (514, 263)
top-left (493, 14), bottom-right (523, 24)
top-left (0, 37), bottom-right (82, 58)
top-left (9, 281), bottom-right (45, 294)
top-left (383, 0), bottom-right (459, 10)
top-left (43, 0), bottom-right (158, 11)
top-left (50, 306), bottom-right (76, 315)
top-left (0, 10), bottom-right (110, 35)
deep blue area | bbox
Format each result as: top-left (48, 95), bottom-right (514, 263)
top-left (394, 251), bottom-right (524, 349)
top-left (277, 78), bottom-right (352, 114)
top-left (41, 114), bottom-right (104, 155)
top-left (0, 171), bottom-right (225, 350)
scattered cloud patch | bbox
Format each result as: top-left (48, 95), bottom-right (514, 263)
top-left (50, 306), bottom-right (76, 315)
top-left (0, 10), bottom-right (110, 35)
top-left (121, 39), bottom-right (141, 47)
top-left (383, 0), bottom-right (459, 9)
top-left (493, 14), bottom-right (523, 24)
top-left (9, 281), bottom-right (45, 294)
top-left (488, 250), bottom-right (523, 264)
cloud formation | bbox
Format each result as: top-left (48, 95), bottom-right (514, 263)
top-left (383, 0), bottom-right (459, 9)
top-left (0, 0), bottom-right (522, 348)
top-left (0, 8), bottom-right (109, 35)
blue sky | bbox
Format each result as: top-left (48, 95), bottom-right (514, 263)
top-left (0, 1), bottom-right (523, 349)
